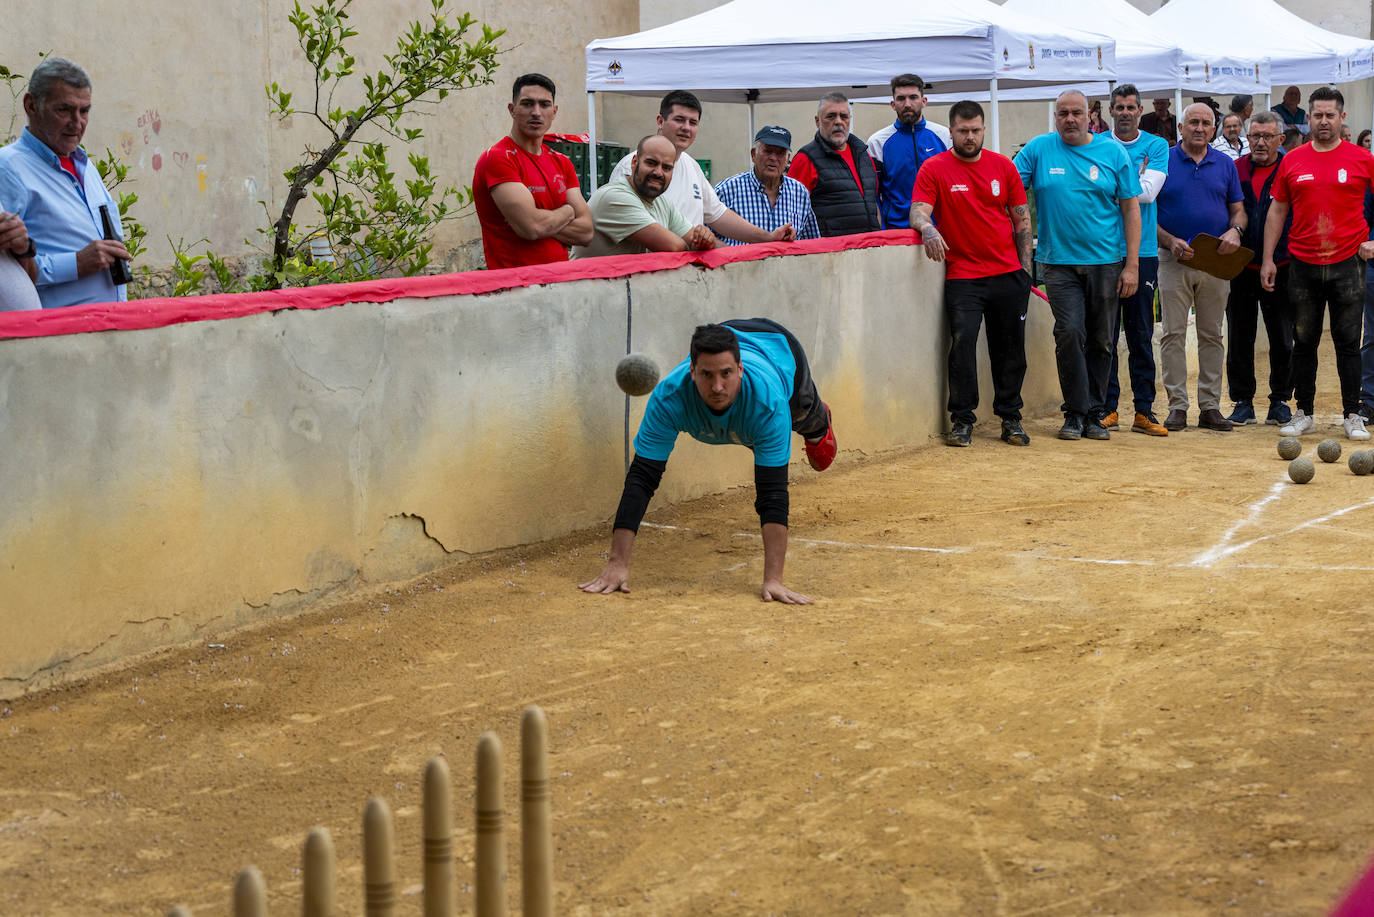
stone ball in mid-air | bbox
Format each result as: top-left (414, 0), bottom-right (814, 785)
top-left (615, 353), bottom-right (661, 396)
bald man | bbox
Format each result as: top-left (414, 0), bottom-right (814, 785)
top-left (570, 135), bottom-right (716, 258)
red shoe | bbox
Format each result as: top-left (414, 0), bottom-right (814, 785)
top-left (804, 403), bottom-right (836, 471)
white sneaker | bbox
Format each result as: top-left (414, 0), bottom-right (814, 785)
top-left (1345, 413), bottom-right (1371, 440)
top-left (1279, 409), bottom-right (1314, 436)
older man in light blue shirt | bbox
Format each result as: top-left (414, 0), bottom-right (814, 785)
top-left (0, 58), bottom-right (130, 309)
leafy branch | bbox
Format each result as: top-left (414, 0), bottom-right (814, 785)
top-left (259, 0), bottom-right (504, 290)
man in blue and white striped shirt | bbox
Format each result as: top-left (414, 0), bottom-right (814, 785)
top-left (713, 126), bottom-right (819, 247)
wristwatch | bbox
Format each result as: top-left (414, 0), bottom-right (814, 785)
top-left (1229, 224), bottom-right (1243, 236)
top-left (15, 238), bottom-right (35, 259)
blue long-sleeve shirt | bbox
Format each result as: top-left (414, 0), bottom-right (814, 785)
top-left (0, 127), bottom-right (126, 308)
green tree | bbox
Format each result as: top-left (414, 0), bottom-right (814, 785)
top-left (258, 0), bottom-right (504, 290)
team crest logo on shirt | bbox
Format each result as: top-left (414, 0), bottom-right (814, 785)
top-left (1339, 168), bottom-right (1349, 183)
top-left (1088, 165), bottom-right (1100, 181)
top-left (991, 179), bottom-right (1002, 197)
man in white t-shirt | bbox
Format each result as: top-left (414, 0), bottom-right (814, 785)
top-left (609, 91), bottom-right (795, 245)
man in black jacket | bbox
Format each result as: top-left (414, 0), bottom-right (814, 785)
top-left (786, 93), bottom-right (882, 236)
top-left (1225, 110), bottom-right (1294, 426)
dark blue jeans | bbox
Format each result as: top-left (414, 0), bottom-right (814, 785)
top-left (1043, 262), bottom-right (1122, 420)
top-left (1105, 256), bottom-right (1158, 415)
top-left (944, 270), bottom-right (1030, 424)
top-left (1288, 256), bottom-right (1364, 416)
top-left (1226, 265), bottom-right (1293, 405)
top-left (1363, 270), bottom-right (1374, 416)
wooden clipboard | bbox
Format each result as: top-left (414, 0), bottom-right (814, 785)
top-left (1186, 233), bottom-right (1253, 281)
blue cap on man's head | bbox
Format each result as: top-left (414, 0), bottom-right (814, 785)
top-left (753, 125), bottom-right (792, 150)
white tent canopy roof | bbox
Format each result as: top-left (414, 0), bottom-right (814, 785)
top-left (1151, 0), bottom-right (1373, 86)
top-left (925, 0), bottom-right (1268, 104)
top-left (585, 0), bottom-right (1120, 102)
top-left (1007, 0), bottom-right (1266, 95)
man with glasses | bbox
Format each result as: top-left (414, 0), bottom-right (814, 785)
top-left (1263, 87), bottom-right (1374, 440)
top-left (1103, 85), bottom-right (1170, 436)
top-left (1225, 111), bottom-right (1293, 426)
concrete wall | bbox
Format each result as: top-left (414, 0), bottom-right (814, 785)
top-left (0, 244), bottom-right (1061, 696)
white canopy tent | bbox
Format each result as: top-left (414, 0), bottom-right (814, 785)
top-left (583, 0), bottom-right (1118, 179)
top-left (926, 0), bottom-right (1268, 137)
top-left (1151, 0), bottom-right (1374, 88)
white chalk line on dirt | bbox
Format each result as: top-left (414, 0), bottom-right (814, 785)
top-left (1193, 492), bottom-right (1374, 567)
top-left (732, 533), bottom-right (968, 555)
top-left (1191, 479), bottom-right (1287, 567)
top-left (731, 531), bottom-right (1374, 573)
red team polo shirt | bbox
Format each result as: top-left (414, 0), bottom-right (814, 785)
top-left (911, 150), bottom-right (1027, 280)
top-left (1270, 141), bottom-right (1374, 265)
top-left (473, 136), bottom-right (581, 269)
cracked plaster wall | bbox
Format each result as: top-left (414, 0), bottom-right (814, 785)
top-left (0, 247), bottom-right (1062, 696)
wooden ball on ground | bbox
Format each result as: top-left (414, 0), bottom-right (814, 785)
top-left (1277, 436), bottom-right (1302, 460)
top-left (1317, 439), bottom-right (1342, 463)
top-left (1350, 450), bottom-right (1374, 476)
top-left (615, 353), bottom-right (660, 396)
top-left (1288, 456), bottom-right (1315, 483)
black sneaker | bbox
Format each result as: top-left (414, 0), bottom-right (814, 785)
top-left (946, 421), bottom-right (973, 447)
top-left (1058, 415), bottom-right (1083, 440)
top-left (1083, 418), bottom-right (1111, 440)
top-left (1001, 420), bottom-right (1030, 446)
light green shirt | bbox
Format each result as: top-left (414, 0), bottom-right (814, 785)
top-left (569, 176), bottom-right (692, 259)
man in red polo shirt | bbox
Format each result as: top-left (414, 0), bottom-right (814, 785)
top-left (472, 73), bottom-right (592, 270)
top-left (910, 99), bottom-right (1034, 447)
top-left (1261, 86), bottom-right (1374, 441)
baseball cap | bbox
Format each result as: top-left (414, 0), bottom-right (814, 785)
top-left (753, 125), bottom-right (792, 150)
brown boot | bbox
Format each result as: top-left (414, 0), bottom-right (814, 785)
top-left (1198, 408), bottom-right (1234, 431)
top-left (1102, 411), bottom-right (1119, 430)
top-left (1132, 412), bottom-right (1169, 436)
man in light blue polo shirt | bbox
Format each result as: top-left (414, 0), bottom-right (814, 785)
top-left (0, 58), bottom-right (130, 309)
top-left (1105, 84), bottom-right (1171, 437)
top-left (1155, 103), bottom-right (1246, 432)
top-left (579, 319), bottom-right (837, 604)
top-left (1017, 90), bottom-right (1142, 441)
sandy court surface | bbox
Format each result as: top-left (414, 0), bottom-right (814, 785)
top-left (3, 354), bottom-right (1374, 917)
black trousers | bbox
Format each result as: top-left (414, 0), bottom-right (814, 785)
top-left (944, 270), bottom-right (1031, 424)
top-left (1287, 257), bottom-right (1364, 416)
top-left (1226, 265), bottom-right (1293, 405)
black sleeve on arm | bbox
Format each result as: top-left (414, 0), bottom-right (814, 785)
top-left (754, 463), bottom-right (790, 528)
top-left (612, 455), bottom-right (668, 533)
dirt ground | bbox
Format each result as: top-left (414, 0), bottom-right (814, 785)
top-left (3, 354), bottom-right (1374, 917)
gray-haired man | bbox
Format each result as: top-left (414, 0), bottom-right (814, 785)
top-left (0, 58), bottom-right (130, 308)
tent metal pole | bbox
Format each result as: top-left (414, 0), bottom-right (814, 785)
top-left (1047, 100), bottom-right (1054, 133)
top-left (989, 78), bottom-right (1000, 152)
top-left (1174, 87), bottom-right (1183, 135)
top-left (587, 92), bottom-right (598, 190)
top-left (749, 100), bottom-right (756, 143)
